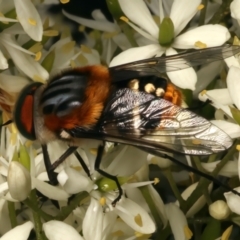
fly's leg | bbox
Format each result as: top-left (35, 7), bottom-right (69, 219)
top-left (74, 150), bottom-right (91, 178)
top-left (94, 142), bottom-right (123, 206)
top-left (41, 144), bottom-right (77, 185)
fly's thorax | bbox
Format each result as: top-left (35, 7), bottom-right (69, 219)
top-left (33, 84), bottom-right (57, 143)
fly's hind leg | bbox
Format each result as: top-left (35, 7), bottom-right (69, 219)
top-left (94, 142), bottom-right (123, 206)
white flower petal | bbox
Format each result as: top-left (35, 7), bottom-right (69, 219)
top-left (170, 0), bottom-right (201, 36)
top-left (58, 167), bottom-right (93, 194)
top-left (7, 162), bottom-right (31, 201)
top-left (118, 0), bottom-right (159, 38)
top-left (1, 221), bottom-right (33, 240)
top-left (227, 66), bottom-right (240, 109)
top-left (63, 10), bottom-right (118, 32)
top-left (211, 120), bottom-right (240, 139)
top-left (165, 203), bottom-right (189, 240)
top-left (0, 74), bottom-right (29, 92)
top-left (2, 35), bottom-right (49, 81)
top-left (193, 61), bottom-right (223, 98)
top-left (115, 198), bottom-right (156, 234)
top-left (43, 220), bottom-right (84, 240)
top-left (147, 185), bottom-right (168, 227)
top-left (166, 48), bottom-right (197, 90)
top-left (103, 146), bottom-right (147, 176)
top-left (14, 0), bottom-right (43, 41)
top-left (202, 159), bottom-right (238, 177)
top-left (230, 0), bottom-right (240, 21)
top-left (224, 187), bottom-right (240, 215)
top-left (109, 44), bottom-right (164, 67)
top-left (224, 56), bottom-right (240, 68)
top-left (175, 182), bottom-right (213, 217)
top-left (173, 25), bottom-right (230, 49)
top-left (82, 198), bottom-right (104, 240)
top-left (0, 50), bottom-right (8, 70)
top-left (203, 89), bottom-right (233, 105)
top-left (32, 177), bottom-right (69, 201)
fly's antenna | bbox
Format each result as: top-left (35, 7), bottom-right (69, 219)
top-left (1, 119), bottom-right (13, 127)
top-left (139, 147), bottom-right (240, 197)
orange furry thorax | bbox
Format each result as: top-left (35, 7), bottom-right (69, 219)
top-left (44, 65), bottom-right (112, 132)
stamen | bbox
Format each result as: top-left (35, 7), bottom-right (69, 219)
top-left (197, 4), bottom-right (204, 10)
top-left (236, 145), bottom-right (240, 151)
top-left (221, 225), bottom-right (233, 240)
top-left (184, 226), bottom-right (193, 239)
top-left (33, 75), bottom-right (45, 83)
top-left (34, 51), bottom-right (42, 61)
top-left (60, 0), bottom-right (70, 3)
top-left (28, 18), bottom-right (37, 26)
top-left (99, 197), bottom-right (106, 206)
top-left (81, 45), bottom-right (92, 53)
top-left (134, 214), bottom-right (143, 227)
top-left (154, 178), bottom-right (160, 185)
top-left (120, 16), bottom-right (129, 23)
top-left (194, 41), bottom-right (207, 48)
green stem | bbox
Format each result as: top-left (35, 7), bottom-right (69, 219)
top-left (163, 168), bottom-right (187, 209)
top-left (55, 192), bottom-right (89, 221)
top-left (198, 0), bottom-right (208, 26)
top-left (182, 141), bottom-right (239, 213)
top-left (7, 201), bottom-right (17, 228)
top-left (24, 198), bottom-right (53, 222)
top-left (140, 186), bottom-right (164, 229)
top-left (28, 190), bottom-right (46, 240)
top-left (208, 0), bottom-right (232, 24)
top-left (119, 22), bottom-right (138, 47)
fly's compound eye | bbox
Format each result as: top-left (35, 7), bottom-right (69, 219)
top-left (14, 82), bottom-right (43, 140)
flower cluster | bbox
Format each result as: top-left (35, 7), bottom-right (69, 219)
top-left (0, 0), bottom-right (240, 239)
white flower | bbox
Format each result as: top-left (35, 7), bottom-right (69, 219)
top-left (13, 0), bottom-right (43, 41)
top-left (7, 161), bottom-right (31, 201)
top-left (62, 9), bottom-right (131, 64)
top-left (110, 0), bottom-right (230, 90)
top-left (231, 0), bottom-right (240, 25)
top-left (0, 33), bottom-right (49, 81)
top-left (165, 203), bottom-right (193, 240)
top-left (224, 187), bottom-right (240, 215)
top-left (43, 220), bottom-right (84, 240)
top-left (0, 221), bottom-right (34, 240)
top-left (209, 200), bottom-right (230, 220)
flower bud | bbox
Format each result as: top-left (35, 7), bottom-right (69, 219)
top-left (209, 200), bottom-right (230, 220)
top-left (7, 161), bottom-right (31, 201)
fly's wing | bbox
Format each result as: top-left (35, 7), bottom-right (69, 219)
top-left (70, 88), bottom-right (232, 155)
top-left (109, 45), bottom-right (240, 81)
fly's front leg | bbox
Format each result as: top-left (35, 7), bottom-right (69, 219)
top-left (41, 144), bottom-right (78, 185)
top-left (94, 142), bottom-right (123, 206)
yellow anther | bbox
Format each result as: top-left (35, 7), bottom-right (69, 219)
top-left (221, 225), bottom-right (233, 240)
top-left (184, 226), bottom-right (193, 239)
top-left (120, 16), bottom-right (129, 23)
top-left (194, 41), bottom-right (207, 48)
top-left (33, 75), bottom-right (45, 83)
top-left (99, 197), bottom-right (106, 206)
top-left (154, 178), bottom-right (160, 185)
top-left (81, 45), bottom-right (92, 54)
top-left (28, 18), bottom-right (37, 26)
top-left (200, 90), bottom-right (207, 96)
top-left (197, 4), bottom-right (204, 10)
top-left (60, 0), bottom-right (70, 3)
top-left (34, 51), bottom-right (42, 61)
top-left (236, 145), bottom-right (240, 151)
top-left (134, 214), bottom-right (143, 227)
